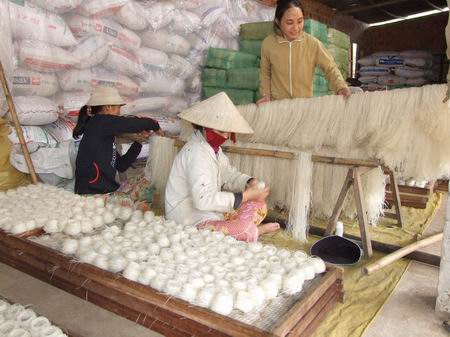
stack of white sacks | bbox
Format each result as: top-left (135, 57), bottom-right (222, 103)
top-left (0, 0), bottom-right (275, 188)
top-left (358, 50), bottom-right (435, 91)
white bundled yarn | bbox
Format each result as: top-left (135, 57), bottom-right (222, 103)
top-left (145, 136), bottom-right (178, 204)
top-left (77, 0), bottom-right (127, 17)
top-left (142, 2), bottom-right (176, 31)
top-left (170, 9), bottom-right (201, 35)
top-left (27, 0), bottom-right (83, 13)
top-left (137, 48), bottom-right (169, 72)
top-left (121, 97), bottom-right (168, 116)
top-left (0, 301), bottom-right (66, 337)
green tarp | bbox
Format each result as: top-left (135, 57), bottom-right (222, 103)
top-left (328, 28), bottom-right (351, 50)
top-left (202, 68), bottom-right (227, 88)
top-left (206, 48), bottom-right (259, 70)
top-left (202, 86), bottom-right (255, 105)
top-left (304, 19), bottom-right (328, 44)
top-left (239, 39), bottom-right (263, 57)
top-left (227, 68), bottom-right (260, 90)
top-left (239, 21), bottom-right (274, 40)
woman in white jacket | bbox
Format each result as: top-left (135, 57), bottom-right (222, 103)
top-left (165, 92), bottom-right (280, 242)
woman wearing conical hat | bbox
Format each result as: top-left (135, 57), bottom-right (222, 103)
top-left (73, 86), bottom-right (162, 195)
top-left (165, 92), bottom-right (280, 242)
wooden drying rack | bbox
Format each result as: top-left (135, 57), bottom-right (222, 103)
top-left (0, 229), bottom-right (343, 337)
top-left (174, 140), bottom-right (404, 259)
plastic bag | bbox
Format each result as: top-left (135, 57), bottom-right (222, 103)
top-left (71, 36), bottom-right (109, 69)
top-left (138, 47), bottom-right (169, 72)
top-left (58, 67), bottom-right (139, 96)
top-left (27, 0), bottom-right (84, 13)
top-left (141, 29), bottom-right (191, 56)
top-left (138, 71), bottom-right (185, 96)
top-left (9, 1), bottom-right (77, 47)
top-left (103, 45), bottom-right (144, 77)
top-left (55, 91), bottom-right (90, 121)
top-left (12, 68), bottom-right (59, 96)
top-left (7, 96), bottom-right (59, 126)
top-left (115, 0), bottom-right (148, 31)
top-left (18, 39), bottom-right (80, 73)
top-left (77, 0), bottom-right (127, 17)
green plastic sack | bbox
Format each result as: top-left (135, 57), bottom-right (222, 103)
top-left (240, 21), bottom-right (274, 40)
top-left (328, 28), bottom-right (351, 50)
top-left (202, 68), bottom-right (227, 87)
top-left (327, 45), bottom-right (349, 69)
top-left (206, 48), bottom-right (259, 70)
top-left (227, 68), bottom-right (260, 90)
top-left (239, 39), bottom-right (262, 57)
top-left (304, 19), bottom-right (328, 44)
top-left (313, 75), bottom-right (328, 87)
top-left (313, 90), bottom-right (329, 97)
top-left (202, 86), bottom-right (255, 105)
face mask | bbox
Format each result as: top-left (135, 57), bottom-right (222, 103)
top-left (205, 128), bottom-right (228, 153)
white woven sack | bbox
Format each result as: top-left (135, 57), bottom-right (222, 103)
top-left (357, 55), bottom-right (374, 66)
top-left (65, 14), bottom-right (141, 51)
top-left (27, 0), bottom-right (83, 13)
top-left (102, 45), bottom-right (144, 77)
top-left (8, 125), bottom-right (57, 147)
top-left (165, 97), bottom-right (188, 116)
top-left (8, 96), bottom-right (58, 126)
top-left (171, 9), bottom-right (201, 35)
top-left (58, 67), bottom-right (139, 96)
top-left (43, 118), bottom-right (75, 142)
top-left (359, 66), bottom-right (390, 77)
top-left (55, 91), bottom-right (90, 121)
top-left (137, 48), bottom-right (169, 72)
top-left (377, 75), bottom-right (406, 86)
top-left (138, 71), bottom-right (185, 96)
top-left (9, 1), bottom-right (77, 47)
top-left (375, 56), bottom-right (405, 68)
top-left (170, 0), bottom-right (207, 10)
top-left (168, 55), bottom-right (197, 79)
top-left (143, 2), bottom-right (176, 31)
top-left (358, 75), bottom-right (378, 84)
top-left (12, 68), bottom-right (59, 96)
top-left (121, 97), bottom-right (168, 115)
top-left (406, 77), bottom-right (428, 86)
top-left (404, 58), bottom-right (430, 68)
top-left (71, 36), bottom-right (109, 69)
top-left (141, 30), bottom-right (191, 56)
top-left (115, 0), bottom-right (148, 31)
top-left (394, 66), bottom-right (426, 79)
top-left (77, 0), bottom-right (127, 17)
top-left (19, 40), bottom-right (80, 73)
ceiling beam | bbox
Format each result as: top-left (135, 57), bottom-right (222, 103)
top-left (338, 0), bottom-right (410, 14)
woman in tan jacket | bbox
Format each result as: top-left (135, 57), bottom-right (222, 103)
top-left (257, 0), bottom-right (351, 104)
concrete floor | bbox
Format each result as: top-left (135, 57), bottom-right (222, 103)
top-left (1, 196), bottom-right (449, 337)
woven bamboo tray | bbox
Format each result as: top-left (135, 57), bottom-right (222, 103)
top-left (0, 229), bottom-right (344, 337)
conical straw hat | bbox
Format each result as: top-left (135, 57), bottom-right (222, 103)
top-left (87, 87), bottom-right (126, 106)
top-left (178, 92), bottom-right (254, 134)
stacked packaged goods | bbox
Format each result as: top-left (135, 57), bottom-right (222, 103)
top-left (358, 50), bottom-right (434, 91)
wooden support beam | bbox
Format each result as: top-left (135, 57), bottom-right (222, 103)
top-left (353, 168), bottom-right (373, 258)
top-left (338, 0), bottom-right (409, 14)
top-left (386, 168), bottom-right (404, 228)
top-left (0, 61), bottom-right (38, 184)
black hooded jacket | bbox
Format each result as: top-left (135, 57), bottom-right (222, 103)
top-left (74, 114), bottom-right (159, 195)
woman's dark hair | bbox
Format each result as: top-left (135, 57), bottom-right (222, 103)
top-left (73, 105), bottom-right (103, 139)
top-left (193, 124), bottom-right (203, 131)
top-left (274, 0), bottom-right (304, 31)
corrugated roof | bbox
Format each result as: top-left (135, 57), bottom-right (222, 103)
top-left (313, 0), bottom-right (448, 24)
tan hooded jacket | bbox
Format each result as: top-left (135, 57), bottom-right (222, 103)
top-left (260, 31), bottom-right (348, 100)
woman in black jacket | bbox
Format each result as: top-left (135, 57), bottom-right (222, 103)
top-left (73, 87), bottom-right (161, 195)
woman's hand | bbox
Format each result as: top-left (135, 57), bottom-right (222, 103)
top-left (155, 128), bottom-right (165, 137)
top-left (245, 178), bottom-right (259, 189)
top-left (256, 95), bottom-right (271, 105)
top-left (243, 185), bottom-right (269, 203)
top-left (337, 87), bottom-right (352, 100)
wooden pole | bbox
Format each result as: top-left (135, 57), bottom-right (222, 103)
top-left (0, 61), bottom-right (38, 184)
top-left (363, 232), bottom-right (443, 275)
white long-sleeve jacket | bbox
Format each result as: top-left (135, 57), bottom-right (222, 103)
top-left (165, 131), bottom-right (251, 226)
